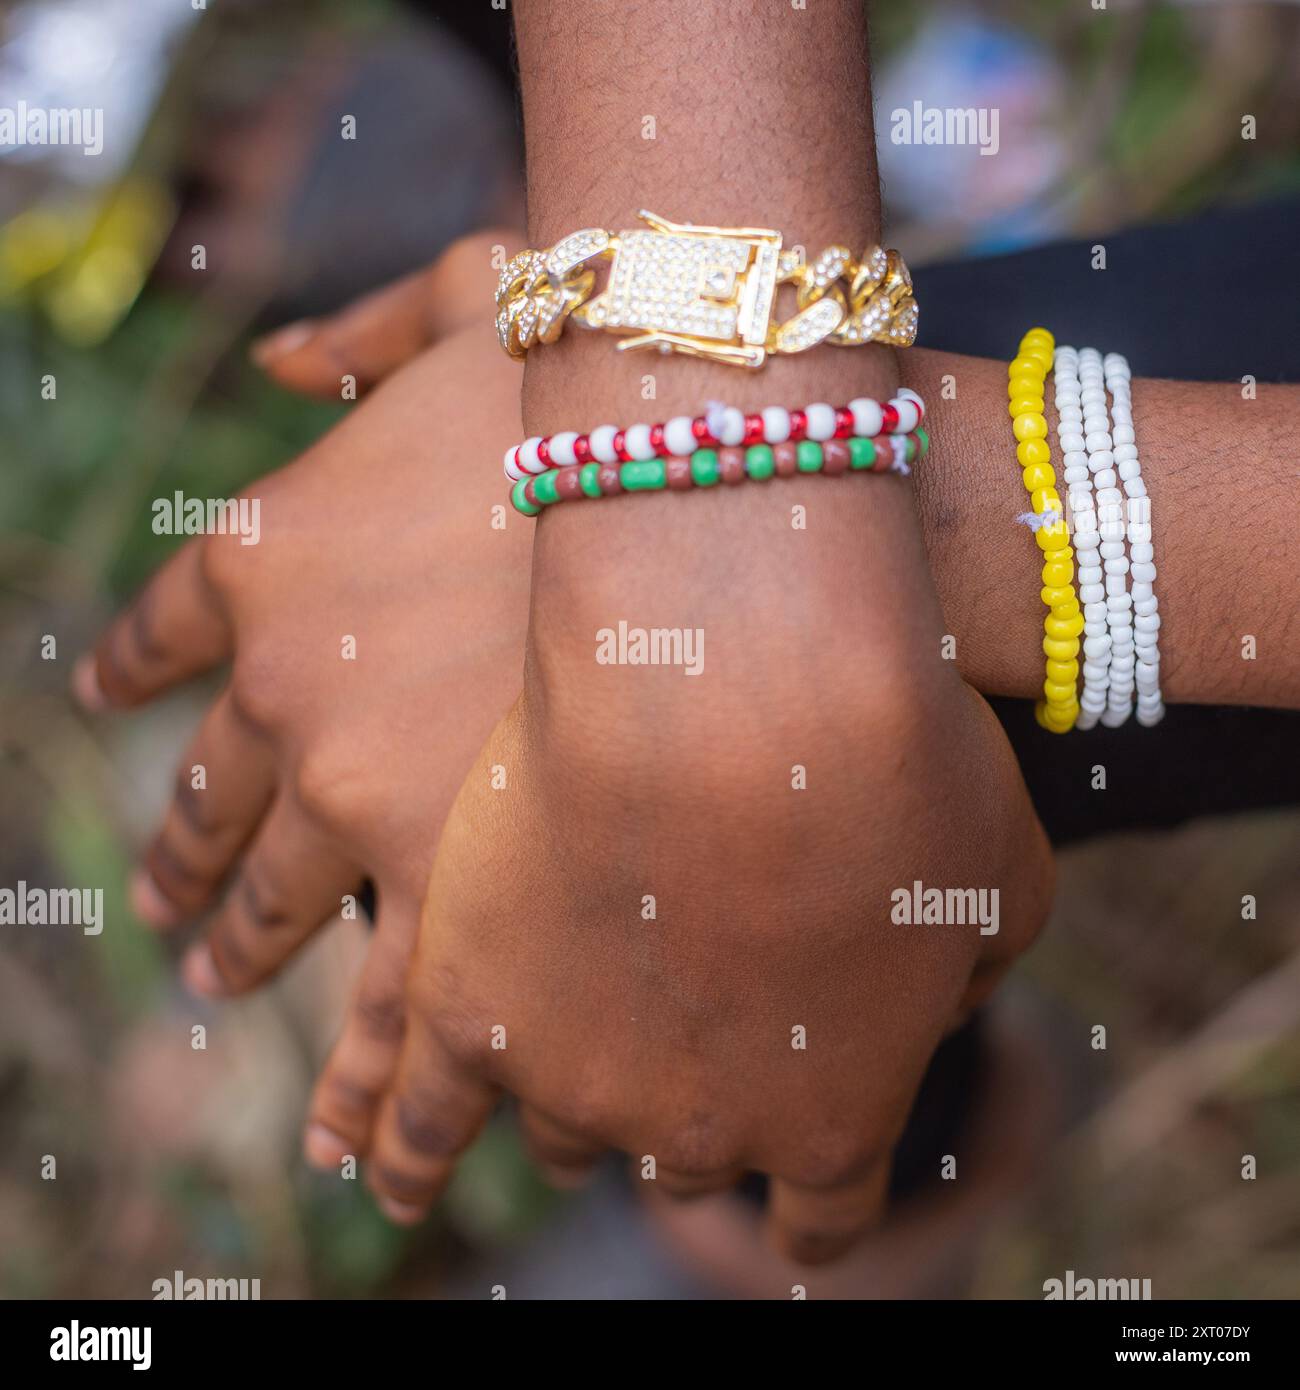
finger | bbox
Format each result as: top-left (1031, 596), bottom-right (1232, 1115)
top-left (79, 542), bottom-right (230, 710)
top-left (182, 794), bottom-right (360, 997)
top-left (303, 892), bottom-right (421, 1170)
top-left (517, 1105), bottom-right (605, 1190)
top-left (651, 1164), bottom-right (746, 1201)
top-left (132, 690), bottom-right (277, 928)
top-left (367, 1022), bottom-right (496, 1225)
top-left (766, 1157), bottom-right (892, 1266)
top-left (250, 270), bottom-right (435, 401)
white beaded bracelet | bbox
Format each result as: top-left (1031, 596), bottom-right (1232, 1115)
top-left (503, 390), bottom-right (925, 481)
top-left (1105, 352), bottom-right (1164, 726)
top-left (1052, 346), bottom-right (1107, 730)
top-left (1051, 345), bottom-right (1163, 730)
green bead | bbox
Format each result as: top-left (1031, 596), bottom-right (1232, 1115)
top-left (915, 425), bottom-right (929, 457)
top-left (579, 462), bottom-right (602, 497)
top-left (622, 459), bottom-right (667, 491)
top-left (511, 478), bottom-right (540, 516)
top-left (690, 448), bottom-right (720, 486)
top-left (905, 436), bottom-right (917, 464)
top-left (848, 437), bottom-right (875, 470)
top-left (796, 439), bottom-right (823, 472)
top-left (533, 469), bottom-right (560, 505)
top-left (745, 444), bottom-right (775, 480)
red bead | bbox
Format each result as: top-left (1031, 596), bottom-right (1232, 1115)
top-left (822, 440), bottom-right (850, 475)
top-left (573, 434), bottom-right (592, 464)
top-left (554, 467), bottom-right (584, 500)
top-left (523, 478), bottom-right (539, 506)
top-left (742, 413), bottom-right (764, 445)
top-left (597, 464), bottom-right (622, 495)
top-left (666, 456), bottom-right (693, 491)
top-left (911, 398), bottom-right (924, 422)
top-left (834, 407), bottom-right (854, 438)
top-left (649, 423), bottom-right (665, 454)
top-left (691, 416), bottom-right (714, 444)
top-left (872, 434), bottom-right (894, 471)
top-left (537, 437), bottom-right (551, 466)
top-left (612, 430), bottom-right (629, 462)
top-left (718, 447), bottom-right (746, 484)
top-left (880, 402), bottom-right (900, 434)
top-left (789, 409), bottom-right (807, 441)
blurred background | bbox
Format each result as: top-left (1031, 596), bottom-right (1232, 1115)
top-left (1, 0), bottom-right (1298, 1299)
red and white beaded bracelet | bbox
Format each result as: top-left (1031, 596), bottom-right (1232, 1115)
top-left (503, 390), bottom-right (925, 481)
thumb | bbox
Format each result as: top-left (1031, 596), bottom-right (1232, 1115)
top-left (251, 267), bottom-right (437, 401)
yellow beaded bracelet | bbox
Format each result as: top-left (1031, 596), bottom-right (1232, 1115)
top-left (1008, 327), bottom-right (1081, 733)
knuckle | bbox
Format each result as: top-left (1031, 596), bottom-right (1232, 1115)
top-left (292, 744), bottom-right (360, 826)
top-left (787, 1136), bottom-right (875, 1192)
top-left (656, 1121), bottom-right (736, 1179)
top-left (394, 1095), bottom-right (468, 1160)
top-left (422, 990), bottom-right (492, 1070)
top-left (172, 767), bottom-right (224, 836)
top-left (239, 871), bottom-right (294, 932)
top-left (354, 988), bottom-right (407, 1045)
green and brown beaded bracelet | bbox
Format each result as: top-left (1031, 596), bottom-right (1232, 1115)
top-left (510, 429), bottom-right (929, 516)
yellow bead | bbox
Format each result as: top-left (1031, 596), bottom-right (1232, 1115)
top-left (1022, 462), bottom-right (1055, 492)
top-left (1035, 700), bottom-right (1073, 733)
top-left (1041, 559), bottom-right (1073, 587)
top-left (1022, 327), bottom-right (1055, 352)
top-left (1045, 611), bottom-right (1084, 640)
top-left (1040, 584), bottom-right (1072, 607)
top-left (1016, 437), bottom-right (1051, 468)
top-left (1042, 635), bottom-right (1080, 661)
top-left (1009, 396), bottom-right (1045, 419)
top-left (1034, 701), bottom-right (1053, 730)
top-left (1046, 658), bottom-right (1079, 684)
top-left (1008, 375), bottom-right (1043, 402)
top-left (1044, 678), bottom-right (1076, 703)
top-left (1034, 518), bottom-right (1069, 550)
top-left (1051, 596), bottom-right (1081, 620)
top-left (1013, 413), bottom-right (1047, 443)
top-left (1009, 355), bottom-right (1044, 382)
top-left (1021, 346), bottom-right (1053, 374)
top-left (1031, 486), bottom-right (1061, 514)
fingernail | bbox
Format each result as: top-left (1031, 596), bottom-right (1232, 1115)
top-left (303, 1123), bottom-right (351, 1169)
top-left (251, 319), bottom-right (316, 365)
top-left (71, 655), bottom-right (106, 711)
top-left (129, 868), bottom-right (183, 929)
top-left (181, 943), bottom-right (225, 998)
top-left (375, 1195), bottom-right (426, 1227)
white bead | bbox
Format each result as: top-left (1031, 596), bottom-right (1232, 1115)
top-left (1118, 458), bottom-right (1141, 481)
top-left (624, 422), bottom-right (655, 461)
top-left (518, 436), bottom-right (544, 474)
top-left (1136, 705), bottom-right (1164, 727)
top-left (892, 397), bottom-right (921, 433)
top-left (1083, 635), bottom-right (1112, 658)
top-left (849, 397), bottom-right (883, 437)
top-left (1081, 693), bottom-right (1107, 715)
top-left (589, 424), bottom-right (620, 465)
top-left (1134, 613), bottom-right (1161, 633)
top-left (1074, 537), bottom-right (1100, 559)
top-left (1064, 451), bottom-right (1089, 470)
top-left (897, 386), bottom-right (923, 404)
top-left (1085, 431), bottom-right (1113, 453)
top-left (503, 445), bottom-right (523, 480)
top-left (1064, 465), bottom-right (1090, 484)
top-left (1080, 583), bottom-right (1105, 603)
top-left (758, 406), bottom-right (790, 446)
top-left (1125, 477), bottom-right (1148, 498)
top-left (1084, 619), bottom-right (1108, 637)
top-left (1093, 468), bottom-right (1117, 489)
top-left (1082, 660), bottom-right (1109, 682)
top-left (664, 416), bottom-right (696, 456)
top-left (1096, 486), bottom-right (1123, 506)
top-left (1134, 629), bottom-right (1159, 649)
top-left (719, 406), bottom-right (746, 447)
top-left (1061, 432), bottom-right (1085, 453)
top-left (804, 402), bottom-right (837, 441)
top-left (548, 430), bottom-right (579, 466)
top-left (1109, 610), bottom-right (1133, 628)
top-left (1079, 564), bottom-right (1103, 584)
top-left (1105, 572), bottom-right (1128, 593)
top-left (1127, 522), bottom-right (1152, 544)
top-left (1106, 593), bottom-right (1132, 611)
top-left (1129, 541), bottom-right (1154, 564)
top-left (1059, 406), bottom-right (1083, 425)
top-left (1134, 597), bottom-right (1158, 617)
top-left (1089, 450), bottom-right (1114, 473)
top-left (1131, 581), bottom-right (1153, 601)
top-left (1112, 423), bottom-right (1135, 446)
top-left (1100, 707), bottom-right (1130, 728)
top-left (1131, 561), bottom-right (1157, 583)
top-left (1084, 601), bottom-right (1107, 619)
top-left (1113, 442), bottom-right (1139, 463)
top-left (1100, 540), bottom-right (1126, 559)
